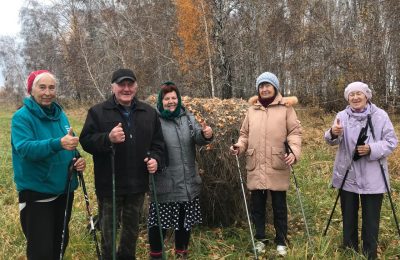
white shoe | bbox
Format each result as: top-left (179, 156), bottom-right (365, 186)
top-left (254, 241), bottom-right (266, 254)
top-left (276, 245), bottom-right (287, 256)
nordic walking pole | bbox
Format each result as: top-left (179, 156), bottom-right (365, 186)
top-left (78, 171), bottom-right (102, 259)
top-left (111, 145), bottom-right (116, 260)
top-left (374, 158), bottom-right (400, 238)
top-left (367, 115), bottom-right (400, 238)
top-left (284, 141), bottom-right (312, 247)
top-left (75, 150), bottom-right (102, 259)
top-left (375, 160), bottom-right (400, 237)
top-left (147, 151), bottom-right (166, 260)
top-left (231, 139), bottom-right (257, 259)
top-left (324, 122), bottom-right (367, 236)
top-left (323, 167), bottom-right (350, 236)
top-left (59, 158), bottom-right (75, 260)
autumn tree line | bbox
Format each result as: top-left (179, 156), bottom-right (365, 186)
top-left (1, 0), bottom-right (400, 112)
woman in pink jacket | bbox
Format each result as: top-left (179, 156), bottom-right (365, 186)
top-left (325, 82), bottom-right (397, 259)
top-left (230, 72), bottom-right (302, 256)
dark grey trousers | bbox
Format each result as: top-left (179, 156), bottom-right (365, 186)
top-left (251, 190), bottom-right (288, 245)
top-left (98, 193), bottom-right (145, 260)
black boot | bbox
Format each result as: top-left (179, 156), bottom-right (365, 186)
top-left (175, 249), bottom-right (188, 259)
top-left (149, 251), bottom-right (163, 260)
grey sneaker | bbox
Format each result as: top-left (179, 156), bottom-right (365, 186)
top-left (255, 241), bottom-right (266, 254)
top-left (276, 245), bottom-right (287, 256)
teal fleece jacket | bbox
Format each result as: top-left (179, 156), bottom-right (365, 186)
top-left (11, 97), bottom-right (78, 195)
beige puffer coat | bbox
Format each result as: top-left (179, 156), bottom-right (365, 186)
top-left (236, 94), bottom-right (302, 191)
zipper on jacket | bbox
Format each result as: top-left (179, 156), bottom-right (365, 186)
top-left (176, 116), bottom-right (192, 201)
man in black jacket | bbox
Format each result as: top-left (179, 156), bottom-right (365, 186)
top-left (80, 68), bottom-right (164, 260)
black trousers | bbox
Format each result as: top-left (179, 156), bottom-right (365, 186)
top-left (20, 193), bottom-right (74, 260)
top-left (251, 190), bottom-right (287, 245)
top-left (340, 190), bottom-right (383, 259)
top-left (98, 193), bottom-right (145, 260)
top-left (148, 204), bottom-right (191, 257)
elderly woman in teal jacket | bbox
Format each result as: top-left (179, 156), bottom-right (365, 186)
top-left (11, 70), bottom-right (86, 260)
top-left (148, 82), bottom-right (213, 260)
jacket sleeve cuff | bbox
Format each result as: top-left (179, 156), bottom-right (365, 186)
top-left (50, 138), bottom-right (63, 152)
top-left (201, 131), bottom-right (213, 141)
top-left (329, 128), bottom-right (338, 140)
top-left (155, 157), bottom-right (167, 174)
top-left (368, 143), bottom-right (380, 161)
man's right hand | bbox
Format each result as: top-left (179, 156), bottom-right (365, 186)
top-left (109, 123), bottom-right (125, 143)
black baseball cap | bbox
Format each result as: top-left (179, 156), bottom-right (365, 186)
top-left (111, 69), bottom-right (136, 83)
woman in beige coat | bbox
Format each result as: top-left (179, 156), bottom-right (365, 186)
top-left (230, 72), bottom-right (302, 256)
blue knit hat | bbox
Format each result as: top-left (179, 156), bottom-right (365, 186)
top-left (256, 72), bottom-right (279, 91)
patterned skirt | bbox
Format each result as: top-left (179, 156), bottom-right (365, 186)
top-left (148, 197), bottom-right (202, 231)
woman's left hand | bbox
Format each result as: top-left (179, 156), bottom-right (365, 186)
top-left (74, 157), bottom-right (86, 172)
top-left (201, 121), bottom-right (213, 139)
top-left (356, 144), bottom-right (371, 156)
top-left (284, 153), bottom-right (296, 166)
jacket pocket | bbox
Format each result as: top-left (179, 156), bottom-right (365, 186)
top-left (154, 175), bottom-right (174, 194)
top-left (43, 159), bottom-right (71, 191)
top-left (271, 147), bottom-right (288, 170)
top-left (245, 149), bottom-right (256, 171)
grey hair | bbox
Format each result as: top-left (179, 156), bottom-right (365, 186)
top-left (32, 72), bottom-right (57, 89)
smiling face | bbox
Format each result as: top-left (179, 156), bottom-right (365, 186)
top-left (31, 73), bottom-right (56, 107)
top-left (112, 79), bottom-right (137, 106)
top-left (162, 91), bottom-right (178, 112)
top-left (348, 91), bottom-right (368, 111)
top-left (258, 82), bottom-right (276, 99)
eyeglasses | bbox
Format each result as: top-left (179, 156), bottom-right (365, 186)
top-left (348, 91), bottom-right (365, 98)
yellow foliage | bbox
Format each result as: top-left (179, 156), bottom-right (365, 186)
top-left (173, 0), bottom-right (210, 73)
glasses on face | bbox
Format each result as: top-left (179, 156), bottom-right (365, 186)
top-left (348, 91), bottom-right (365, 98)
top-left (259, 82), bottom-right (273, 88)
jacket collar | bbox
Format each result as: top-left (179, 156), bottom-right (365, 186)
top-left (24, 97), bottom-right (62, 120)
top-left (248, 93), bottom-right (298, 109)
top-left (345, 102), bottom-right (378, 121)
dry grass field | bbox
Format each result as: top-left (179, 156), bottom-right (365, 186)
top-left (0, 100), bottom-right (399, 259)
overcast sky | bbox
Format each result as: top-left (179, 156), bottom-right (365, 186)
top-left (0, 0), bottom-right (24, 37)
top-left (0, 1), bottom-right (23, 85)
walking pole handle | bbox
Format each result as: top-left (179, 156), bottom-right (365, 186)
top-left (231, 138), bottom-right (239, 153)
top-left (284, 140), bottom-right (294, 155)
